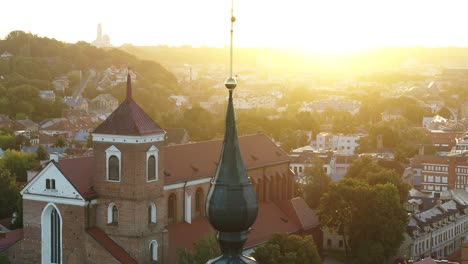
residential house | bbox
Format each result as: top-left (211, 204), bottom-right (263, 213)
top-left (39, 90), bottom-right (56, 101)
top-left (16, 119), bottom-right (38, 133)
top-left (0, 51), bottom-right (13, 59)
top-left (63, 96), bottom-right (89, 112)
top-left (382, 108), bottom-right (405, 121)
top-left (52, 76), bottom-right (69, 93)
top-left (90, 94), bottom-right (119, 114)
top-left (399, 190), bottom-right (468, 261)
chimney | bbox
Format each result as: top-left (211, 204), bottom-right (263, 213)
top-left (50, 153), bottom-right (59, 162)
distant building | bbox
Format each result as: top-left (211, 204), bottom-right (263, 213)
top-left (411, 155), bottom-right (468, 193)
top-left (63, 96), bottom-right (89, 112)
top-left (0, 51), bottom-right (13, 59)
top-left (16, 119), bottom-right (38, 132)
top-left (39, 90), bottom-right (56, 101)
top-left (91, 23), bottom-right (111, 48)
top-left (90, 94), bottom-right (118, 114)
top-left (400, 190), bottom-right (468, 261)
top-left (423, 115), bottom-right (449, 130)
top-left (316, 132), bottom-right (363, 154)
top-left (382, 108), bottom-right (404, 121)
top-left (52, 76), bottom-right (69, 93)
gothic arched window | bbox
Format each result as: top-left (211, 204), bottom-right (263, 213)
top-left (108, 155), bottom-right (120, 181)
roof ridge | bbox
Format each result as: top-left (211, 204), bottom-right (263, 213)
top-left (87, 227), bottom-right (137, 264)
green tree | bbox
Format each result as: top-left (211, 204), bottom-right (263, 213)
top-left (177, 232), bottom-right (220, 264)
top-left (54, 135), bottom-right (66, 148)
top-left (253, 233), bottom-right (321, 264)
top-left (36, 145), bottom-right (48, 160)
top-left (302, 158), bottom-right (331, 209)
top-left (345, 156), bottom-right (410, 203)
top-left (1, 149), bottom-right (39, 182)
top-left (86, 134), bottom-right (93, 148)
top-left (0, 167), bottom-right (20, 219)
top-left (318, 179), bottom-right (407, 264)
top-left (393, 144), bottom-right (418, 164)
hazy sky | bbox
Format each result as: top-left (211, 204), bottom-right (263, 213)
top-left (2, 0), bottom-right (468, 53)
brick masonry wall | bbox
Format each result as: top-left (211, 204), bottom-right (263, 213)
top-left (8, 200), bottom-right (88, 263)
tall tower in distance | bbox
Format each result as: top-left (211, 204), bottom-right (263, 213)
top-left (97, 23), bottom-right (103, 42)
top-left (92, 23), bottom-right (111, 48)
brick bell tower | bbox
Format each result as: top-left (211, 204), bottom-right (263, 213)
top-left (91, 71), bottom-right (168, 263)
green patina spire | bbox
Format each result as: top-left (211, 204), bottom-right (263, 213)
top-left (206, 3), bottom-right (258, 262)
top-left (205, 83), bottom-right (258, 264)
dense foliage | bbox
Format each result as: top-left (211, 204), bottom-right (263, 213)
top-left (252, 233), bottom-right (322, 264)
top-left (301, 158), bottom-right (331, 209)
top-left (177, 232), bottom-right (220, 264)
top-left (0, 31), bottom-right (180, 122)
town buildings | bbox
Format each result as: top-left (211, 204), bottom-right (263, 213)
top-left (5, 75), bottom-right (320, 264)
top-left (400, 190), bottom-right (468, 261)
top-left (410, 155), bottom-right (468, 193)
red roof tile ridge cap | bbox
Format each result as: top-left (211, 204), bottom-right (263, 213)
top-left (164, 134), bottom-right (270, 149)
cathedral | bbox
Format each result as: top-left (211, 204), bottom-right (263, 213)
top-left (5, 74), bottom-right (319, 264)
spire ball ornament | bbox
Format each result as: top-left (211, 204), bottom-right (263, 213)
top-left (225, 77), bottom-right (237, 90)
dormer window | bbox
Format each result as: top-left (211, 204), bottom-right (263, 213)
top-left (46, 179), bottom-right (56, 190)
top-left (106, 146), bottom-right (121, 182)
top-left (146, 146), bottom-right (158, 182)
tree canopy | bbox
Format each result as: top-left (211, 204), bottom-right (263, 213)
top-left (318, 179), bottom-right (407, 264)
top-left (301, 158), bottom-right (331, 209)
top-left (177, 233), bottom-right (220, 264)
top-left (253, 233), bottom-right (322, 264)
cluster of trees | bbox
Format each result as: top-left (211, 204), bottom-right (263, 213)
top-left (308, 156), bottom-right (410, 264)
top-left (0, 148), bottom-right (43, 229)
top-left (253, 233), bottom-right (321, 264)
top-left (177, 232), bottom-right (321, 264)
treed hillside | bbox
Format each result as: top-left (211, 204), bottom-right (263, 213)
top-left (0, 31), bottom-right (180, 122)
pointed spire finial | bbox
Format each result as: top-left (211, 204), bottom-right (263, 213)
top-left (206, 0), bottom-right (258, 263)
top-left (126, 67), bottom-right (132, 99)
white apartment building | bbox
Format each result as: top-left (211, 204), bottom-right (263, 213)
top-left (316, 132), bottom-right (363, 154)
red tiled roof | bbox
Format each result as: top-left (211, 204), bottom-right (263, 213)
top-left (164, 134), bottom-right (291, 184)
top-left (0, 228), bottom-right (23, 250)
top-left (55, 156), bottom-right (96, 199)
top-left (87, 227), bottom-right (137, 264)
top-left (278, 197), bottom-right (319, 230)
top-left (93, 98), bottom-right (164, 136)
top-left (167, 201), bottom-right (300, 264)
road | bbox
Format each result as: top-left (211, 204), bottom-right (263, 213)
top-left (72, 69), bottom-right (96, 97)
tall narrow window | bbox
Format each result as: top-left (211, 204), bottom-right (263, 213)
top-left (42, 204), bottom-right (62, 264)
top-left (108, 155), bottom-right (120, 181)
top-left (46, 179), bottom-right (51, 189)
top-left (112, 205), bottom-right (118, 224)
top-left (50, 208), bottom-right (61, 263)
top-left (195, 188), bottom-right (204, 217)
top-left (150, 240), bottom-right (158, 261)
top-left (146, 146), bottom-right (158, 182)
top-left (147, 156), bottom-right (156, 181)
top-left (148, 203), bottom-right (156, 224)
top-left (106, 145), bottom-right (121, 182)
top-left (108, 204), bottom-right (119, 224)
top-left (51, 179), bottom-right (56, 190)
top-left (168, 193), bottom-right (177, 224)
